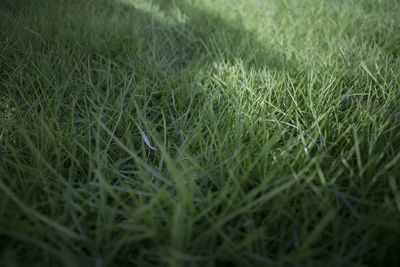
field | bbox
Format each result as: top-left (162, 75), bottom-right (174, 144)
top-left (1, 0), bottom-right (400, 266)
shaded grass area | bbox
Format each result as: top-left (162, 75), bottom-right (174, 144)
top-left (1, 0), bottom-right (400, 266)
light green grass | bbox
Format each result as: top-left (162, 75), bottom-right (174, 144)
top-left (1, 0), bottom-right (400, 266)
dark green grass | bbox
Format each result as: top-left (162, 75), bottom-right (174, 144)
top-left (1, 0), bottom-right (400, 266)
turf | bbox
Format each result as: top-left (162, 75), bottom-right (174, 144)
top-left (1, 0), bottom-right (400, 266)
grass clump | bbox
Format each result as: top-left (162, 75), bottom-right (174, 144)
top-left (1, 0), bottom-right (400, 266)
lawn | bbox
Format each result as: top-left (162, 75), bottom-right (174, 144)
top-left (1, 0), bottom-right (400, 266)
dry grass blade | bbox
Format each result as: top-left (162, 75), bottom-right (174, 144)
top-left (136, 122), bottom-right (158, 150)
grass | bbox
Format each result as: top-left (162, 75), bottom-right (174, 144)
top-left (1, 0), bottom-right (400, 266)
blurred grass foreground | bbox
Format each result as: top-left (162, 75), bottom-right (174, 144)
top-left (1, 0), bottom-right (400, 266)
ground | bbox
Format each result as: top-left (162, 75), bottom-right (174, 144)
top-left (0, 0), bottom-right (400, 266)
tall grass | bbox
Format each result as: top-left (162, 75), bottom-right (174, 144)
top-left (1, 0), bottom-right (400, 266)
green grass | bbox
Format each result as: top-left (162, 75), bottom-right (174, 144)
top-left (1, 0), bottom-right (400, 266)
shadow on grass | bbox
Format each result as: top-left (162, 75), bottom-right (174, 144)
top-left (1, 0), bottom-right (299, 113)
top-left (83, 0), bottom-right (297, 79)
